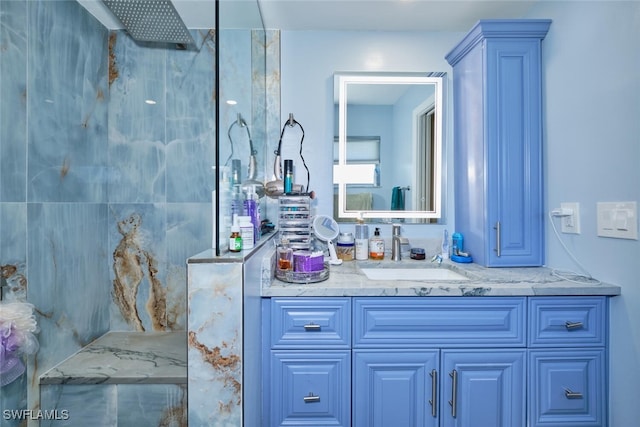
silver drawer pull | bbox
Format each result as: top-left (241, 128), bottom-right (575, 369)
top-left (303, 393), bottom-right (320, 403)
top-left (429, 369), bottom-right (437, 417)
top-left (564, 388), bottom-right (583, 399)
top-left (304, 323), bottom-right (321, 331)
top-left (449, 369), bottom-right (458, 418)
top-left (565, 321), bottom-right (584, 331)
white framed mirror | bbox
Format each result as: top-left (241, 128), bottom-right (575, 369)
top-left (333, 72), bottom-right (446, 222)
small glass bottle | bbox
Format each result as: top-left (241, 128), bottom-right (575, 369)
top-left (336, 232), bottom-right (355, 261)
top-left (277, 239), bottom-right (293, 271)
top-left (229, 216), bottom-right (242, 252)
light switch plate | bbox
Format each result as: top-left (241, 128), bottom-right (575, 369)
top-left (560, 202), bottom-right (580, 234)
top-left (597, 201), bottom-right (638, 240)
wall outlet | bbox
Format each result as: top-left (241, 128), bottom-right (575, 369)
top-left (560, 202), bottom-right (581, 234)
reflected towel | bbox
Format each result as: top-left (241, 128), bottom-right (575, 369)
top-left (391, 186), bottom-right (405, 210)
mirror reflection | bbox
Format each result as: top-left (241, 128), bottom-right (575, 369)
top-left (333, 72), bottom-right (445, 222)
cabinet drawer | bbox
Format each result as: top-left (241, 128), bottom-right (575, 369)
top-left (529, 297), bottom-right (606, 347)
top-left (353, 297), bottom-right (526, 348)
top-left (270, 298), bottom-right (351, 348)
top-left (529, 349), bottom-right (606, 426)
top-left (270, 351), bottom-right (350, 427)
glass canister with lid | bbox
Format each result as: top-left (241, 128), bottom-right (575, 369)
top-left (336, 232), bottom-right (355, 261)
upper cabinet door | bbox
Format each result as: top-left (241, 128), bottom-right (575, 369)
top-left (446, 20), bottom-right (551, 267)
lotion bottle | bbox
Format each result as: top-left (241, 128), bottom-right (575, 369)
top-left (369, 227), bottom-right (385, 260)
top-left (355, 219), bottom-right (369, 260)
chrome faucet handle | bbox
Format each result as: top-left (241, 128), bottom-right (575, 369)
top-left (392, 224), bottom-right (402, 236)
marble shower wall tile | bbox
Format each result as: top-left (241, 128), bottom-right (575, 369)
top-left (27, 202), bottom-right (111, 410)
top-left (107, 32), bottom-right (167, 204)
top-left (27, 0), bottom-right (109, 203)
top-left (108, 203), bottom-right (167, 332)
top-left (264, 29), bottom-right (282, 221)
top-left (0, 0), bottom-right (27, 202)
top-left (40, 384), bottom-right (117, 427)
top-left (117, 384), bottom-right (187, 427)
top-left (0, 203), bottom-right (27, 301)
top-left (166, 30), bottom-right (216, 203)
top-left (39, 383), bottom-right (186, 427)
top-left (165, 202), bottom-right (212, 329)
top-left (0, 202), bottom-right (28, 423)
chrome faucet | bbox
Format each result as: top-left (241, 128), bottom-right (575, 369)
top-left (391, 224), bottom-right (402, 261)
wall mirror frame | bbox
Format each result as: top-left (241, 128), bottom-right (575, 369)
top-left (333, 72), bottom-right (446, 222)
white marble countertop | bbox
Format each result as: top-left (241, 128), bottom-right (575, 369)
top-left (262, 257), bottom-right (622, 297)
top-left (40, 332), bottom-right (187, 385)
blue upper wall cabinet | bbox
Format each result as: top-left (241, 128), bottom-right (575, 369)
top-left (446, 20), bottom-right (551, 267)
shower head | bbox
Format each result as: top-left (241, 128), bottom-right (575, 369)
top-left (102, 0), bottom-right (195, 45)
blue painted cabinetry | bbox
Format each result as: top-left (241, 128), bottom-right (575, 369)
top-left (352, 297), bottom-right (526, 427)
top-left (445, 20), bottom-right (551, 267)
top-left (528, 297), bottom-right (608, 426)
top-left (265, 298), bottom-right (351, 426)
top-left (263, 296), bottom-right (608, 427)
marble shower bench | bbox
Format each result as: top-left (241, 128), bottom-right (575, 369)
top-left (39, 332), bottom-right (187, 426)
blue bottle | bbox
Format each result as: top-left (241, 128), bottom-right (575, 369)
top-left (452, 232), bottom-right (463, 255)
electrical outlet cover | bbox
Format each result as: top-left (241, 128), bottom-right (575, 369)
top-left (597, 201), bottom-right (638, 240)
top-left (560, 202), bottom-right (580, 234)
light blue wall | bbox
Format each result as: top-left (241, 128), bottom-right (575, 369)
top-left (281, 30), bottom-right (461, 235)
top-left (527, 2), bottom-right (640, 426)
top-left (281, 2), bottom-right (640, 424)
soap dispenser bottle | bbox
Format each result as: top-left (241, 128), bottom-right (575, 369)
top-left (369, 227), bottom-right (385, 260)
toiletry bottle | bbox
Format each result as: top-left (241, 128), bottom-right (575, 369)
top-left (243, 187), bottom-right (260, 243)
top-left (369, 227), bottom-right (385, 260)
top-left (452, 232), bottom-right (463, 256)
top-left (284, 159), bottom-right (294, 194)
top-left (229, 215), bottom-right (242, 252)
top-left (442, 229), bottom-right (450, 260)
top-left (238, 216), bottom-right (254, 250)
top-left (230, 185), bottom-right (244, 218)
top-left (355, 220), bottom-right (369, 260)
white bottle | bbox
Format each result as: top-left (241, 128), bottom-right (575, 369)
top-left (238, 216), bottom-right (254, 250)
top-left (355, 220), bottom-right (369, 260)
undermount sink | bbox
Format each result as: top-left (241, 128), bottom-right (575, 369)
top-left (359, 267), bottom-right (470, 281)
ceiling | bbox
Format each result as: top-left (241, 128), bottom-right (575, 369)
top-left (79, 0), bottom-right (538, 32)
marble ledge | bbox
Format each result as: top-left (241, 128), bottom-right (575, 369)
top-left (262, 258), bottom-right (622, 298)
top-left (187, 231), bottom-right (275, 264)
top-left (40, 332), bottom-right (186, 385)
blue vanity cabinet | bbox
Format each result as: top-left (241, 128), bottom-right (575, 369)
top-left (266, 297), bottom-right (351, 427)
top-left (262, 295), bottom-right (609, 427)
top-left (528, 297), bottom-right (608, 426)
top-left (445, 20), bottom-right (551, 267)
top-left (352, 297), bottom-right (526, 427)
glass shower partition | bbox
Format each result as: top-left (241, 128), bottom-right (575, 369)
top-left (216, 0), bottom-right (267, 255)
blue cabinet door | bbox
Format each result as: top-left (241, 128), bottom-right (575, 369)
top-left (353, 350), bottom-right (439, 427)
top-left (441, 350), bottom-right (526, 427)
top-left (529, 349), bottom-right (606, 426)
top-left (446, 20), bottom-right (551, 267)
top-left (270, 350), bottom-right (350, 427)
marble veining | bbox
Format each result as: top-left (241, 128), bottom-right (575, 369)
top-left (263, 251), bottom-right (622, 297)
top-left (39, 332), bottom-right (186, 385)
top-left (112, 212), bottom-right (167, 332)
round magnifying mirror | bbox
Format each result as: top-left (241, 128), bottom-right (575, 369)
top-left (312, 215), bottom-right (342, 265)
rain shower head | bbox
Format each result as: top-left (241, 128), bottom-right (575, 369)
top-left (102, 0), bottom-right (195, 45)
